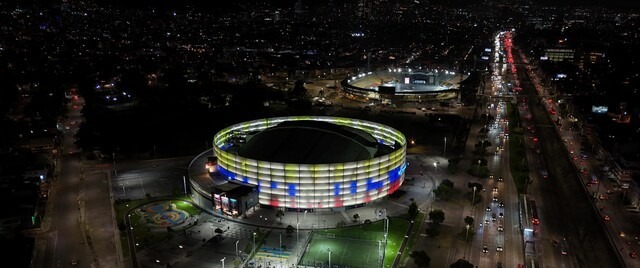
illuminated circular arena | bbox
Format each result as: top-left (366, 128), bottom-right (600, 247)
top-left (341, 69), bottom-right (463, 102)
top-left (205, 116), bottom-right (407, 211)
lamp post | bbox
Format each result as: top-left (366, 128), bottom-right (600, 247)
top-left (253, 232), bottom-right (257, 255)
top-left (433, 161), bottom-right (439, 186)
top-left (210, 225), bottom-right (214, 237)
top-left (113, 152), bottom-right (118, 177)
top-left (465, 224), bottom-right (471, 242)
top-left (235, 240), bottom-right (240, 258)
top-left (178, 245), bottom-right (184, 260)
top-left (328, 249), bottom-right (332, 268)
top-left (296, 222), bottom-right (300, 244)
top-left (221, 257), bottom-right (226, 268)
top-left (182, 175), bottom-right (187, 197)
top-left (444, 137), bottom-right (447, 158)
top-left (472, 186), bottom-right (477, 206)
top-left (477, 159), bottom-right (481, 177)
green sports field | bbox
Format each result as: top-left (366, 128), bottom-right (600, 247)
top-left (298, 236), bottom-right (382, 268)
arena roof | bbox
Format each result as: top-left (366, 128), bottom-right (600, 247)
top-left (237, 120), bottom-right (378, 164)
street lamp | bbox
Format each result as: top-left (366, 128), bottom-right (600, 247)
top-left (472, 186), bottom-right (477, 206)
top-left (444, 137), bottom-right (447, 158)
top-left (235, 240), bottom-right (240, 258)
top-left (221, 257), bottom-right (226, 268)
top-left (253, 232), bottom-right (257, 254)
top-left (433, 161), bottom-right (439, 186)
top-left (210, 225), bottom-right (214, 237)
top-left (113, 152), bottom-right (118, 177)
top-left (477, 159), bottom-right (482, 177)
top-left (328, 249), bottom-right (332, 268)
top-left (178, 245), bottom-right (184, 260)
top-left (296, 222), bottom-right (300, 244)
top-left (465, 224), bottom-right (471, 242)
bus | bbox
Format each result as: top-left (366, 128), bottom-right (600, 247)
top-left (519, 194), bottom-right (538, 239)
top-left (529, 200), bottom-right (540, 225)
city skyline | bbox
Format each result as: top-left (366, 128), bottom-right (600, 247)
top-left (0, 0), bottom-right (638, 268)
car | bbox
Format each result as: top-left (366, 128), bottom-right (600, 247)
top-left (485, 219), bottom-right (490, 225)
top-left (496, 246), bottom-right (503, 252)
top-left (491, 213), bottom-right (497, 220)
top-left (603, 215), bottom-right (611, 221)
top-left (599, 194), bottom-right (609, 200)
top-left (498, 176), bottom-right (504, 181)
top-left (499, 212), bottom-right (504, 218)
top-left (498, 225), bottom-right (504, 232)
top-left (498, 202), bottom-right (505, 207)
top-left (489, 174), bottom-right (494, 179)
top-left (483, 246), bottom-right (489, 253)
top-left (561, 248), bottom-right (568, 255)
top-left (552, 240), bottom-right (559, 247)
top-left (620, 231), bottom-right (626, 237)
top-left (492, 196), bottom-right (498, 202)
top-left (493, 187), bottom-right (498, 193)
top-left (630, 252), bottom-right (637, 259)
top-left (71, 259), bottom-right (78, 266)
top-left (486, 207), bottom-right (491, 212)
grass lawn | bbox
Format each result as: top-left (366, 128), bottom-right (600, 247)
top-left (300, 236), bottom-right (381, 268)
top-left (398, 212), bottom-right (426, 267)
top-left (307, 217), bottom-right (410, 268)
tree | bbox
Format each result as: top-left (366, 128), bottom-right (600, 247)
top-left (441, 179), bottom-right (454, 189)
top-left (290, 80), bottom-right (308, 100)
top-left (449, 258), bottom-right (474, 268)
top-left (409, 250), bottom-right (431, 267)
top-left (447, 158), bottom-right (460, 173)
top-left (408, 201), bottom-right (419, 220)
top-left (353, 213), bottom-right (360, 222)
top-left (474, 158), bottom-right (488, 166)
top-left (286, 225), bottom-right (294, 237)
top-left (425, 226), bottom-right (440, 237)
top-left (467, 182), bottom-right (483, 192)
top-left (434, 185), bottom-right (453, 200)
top-left (275, 210), bottom-right (285, 223)
top-left (214, 228), bottom-right (223, 235)
top-left (464, 216), bottom-right (475, 226)
top-left (428, 209), bottom-right (445, 224)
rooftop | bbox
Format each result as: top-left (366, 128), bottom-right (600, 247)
top-left (237, 120), bottom-right (378, 164)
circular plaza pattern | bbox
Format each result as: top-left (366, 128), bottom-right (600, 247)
top-left (208, 116), bottom-right (407, 210)
top-left (137, 202), bottom-right (189, 228)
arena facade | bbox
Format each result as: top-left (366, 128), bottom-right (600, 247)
top-left (203, 116), bottom-right (407, 211)
top-left (341, 68), bottom-right (464, 102)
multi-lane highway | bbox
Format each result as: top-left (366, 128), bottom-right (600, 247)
top-left (513, 44), bottom-right (623, 268)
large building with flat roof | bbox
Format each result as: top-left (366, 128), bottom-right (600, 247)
top-left (202, 116), bottom-right (407, 211)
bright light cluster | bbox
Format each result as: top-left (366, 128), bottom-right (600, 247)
top-left (213, 116), bottom-right (407, 209)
